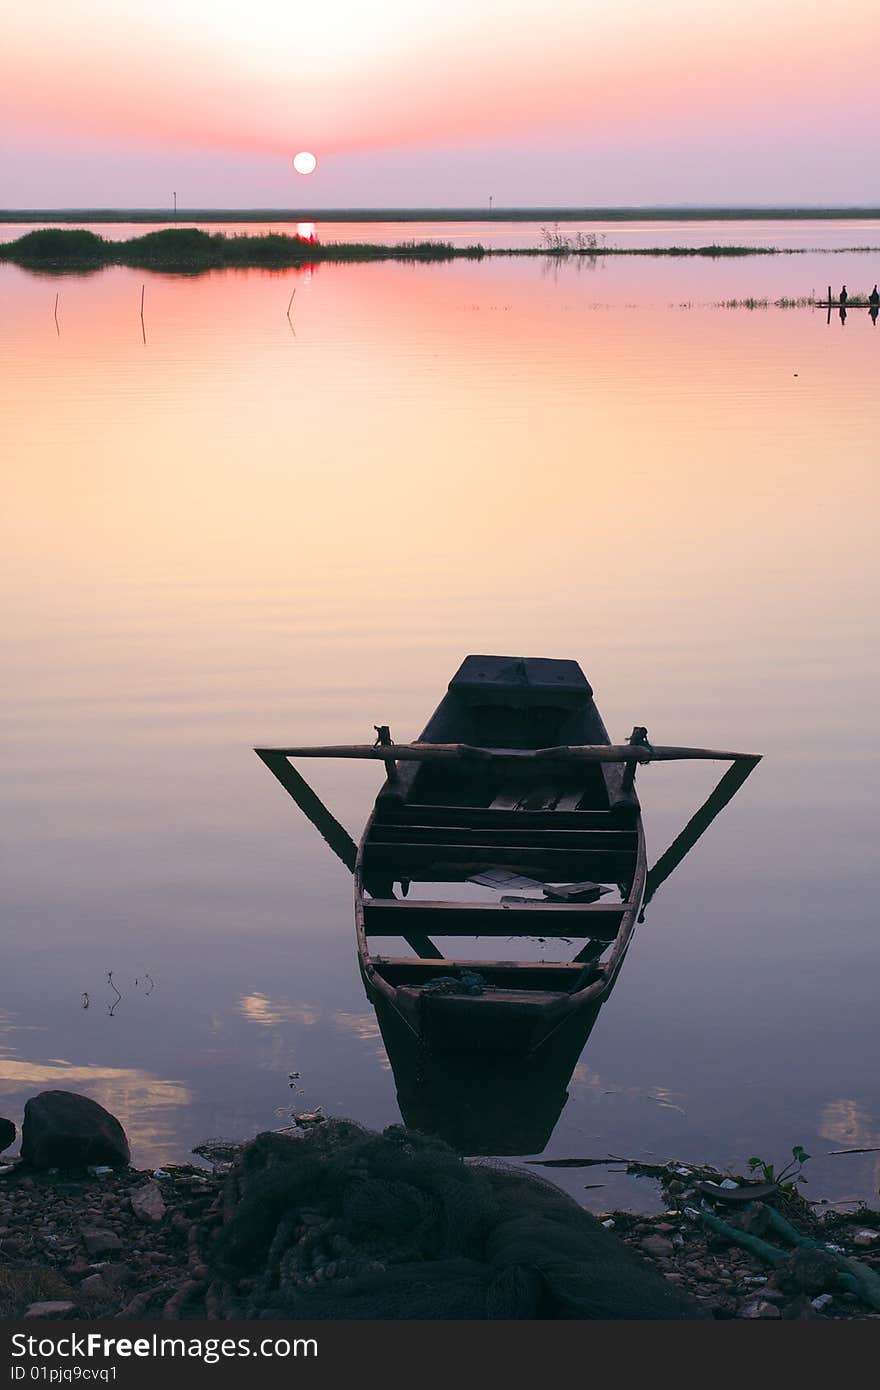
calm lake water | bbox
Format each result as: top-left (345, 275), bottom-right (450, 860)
top-left (2, 219), bottom-right (878, 1211)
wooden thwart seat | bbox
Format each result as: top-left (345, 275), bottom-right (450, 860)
top-left (367, 824), bottom-right (636, 848)
top-left (378, 804), bottom-right (635, 831)
top-left (373, 957), bottom-right (594, 990)
top-left (363, 897), bottom-right (629, 939)
top-left (363, 844), bottom-right (631, 882)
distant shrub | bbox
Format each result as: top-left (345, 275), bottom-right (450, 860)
top-left (6, 228), bottom-right (107, 265)
top-left (118, 228), bottom-right (223, 269)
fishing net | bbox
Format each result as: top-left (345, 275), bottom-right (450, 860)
top-left (203, 1121), bottom-right (706, 1319)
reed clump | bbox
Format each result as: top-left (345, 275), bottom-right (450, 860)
top-left (5, 228), bottom-right (107, 268)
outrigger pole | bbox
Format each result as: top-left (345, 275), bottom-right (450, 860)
top-left (254, 738), bottom-right (761, 766)
top-left (642, 754), bottom-right (761, 911)
top-left (255, 748), bottom-right (358, 871)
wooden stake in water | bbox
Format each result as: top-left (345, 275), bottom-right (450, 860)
top-left (140, 284), bottom-right (146, 344)
top-left (54, 293), bottom-right (60, 334)
top-left (286, 289), bottom-right (296, 320)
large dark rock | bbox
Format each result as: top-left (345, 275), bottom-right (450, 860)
top-left (20, 1091), bottom-right (130, 1170)
top-left (0, 1117), bottom-right (15, 1153)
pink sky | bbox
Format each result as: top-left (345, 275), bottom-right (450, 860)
top-left (3, 1), bottom-right (879, 206)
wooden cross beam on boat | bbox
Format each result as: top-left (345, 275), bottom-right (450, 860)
top-left (255, 739), bottom-right (760, 765)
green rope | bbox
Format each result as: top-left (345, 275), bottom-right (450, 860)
top-left (699, 1205), bottom-right (880, 1311)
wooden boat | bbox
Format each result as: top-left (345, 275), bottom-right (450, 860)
top-left (354, 656), bottom-right (646, 1056)
top-left (256, 653), bottom-right (760, 1060)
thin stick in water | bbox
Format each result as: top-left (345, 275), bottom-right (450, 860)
top-left (286, 289), bottom-right (296, 320)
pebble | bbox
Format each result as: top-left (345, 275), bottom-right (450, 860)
top-left (738, 1298), bottom-right (782, 1319)
top-left (129, 1181), bottom-right (166, 1224)
top-left (640, 1235), bottom-right (675, 1259)
top-left (759, 1288), bottom-right (787, 1306)
top-left (811, 1294), bottom-right (834, 1311)
top-left (81, 1228), bottom-right (123, 1258)
top-left (852, 1229), bottom-right (879, 1247)
top-left (782, 1296), bottom-right (816, 1320)
top-left (79, 1274), bottom-right (109, 1298)
top-left (25, 1302), bottom-right (76, 1319)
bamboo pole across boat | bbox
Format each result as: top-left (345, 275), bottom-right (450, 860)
top-left (254, 741), bottom-right (761, 765)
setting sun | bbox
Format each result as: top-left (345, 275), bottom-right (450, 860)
top-left (293, 150), bottom-right (317, 175)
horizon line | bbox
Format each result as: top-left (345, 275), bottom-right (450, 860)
top-left (3, 205), bottom-right (880, 224)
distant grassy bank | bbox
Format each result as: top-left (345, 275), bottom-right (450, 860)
top-left (3, 206), bottom-right (880, 223)
top-left (0, 227), bottom-right (791, 274)
top-left (0, 228), bottom-right (485, 272)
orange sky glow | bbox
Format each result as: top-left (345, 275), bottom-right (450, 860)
top-left (3, 1), bottom-right (880, 204)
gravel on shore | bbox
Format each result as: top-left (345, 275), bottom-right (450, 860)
top-left (1, 1145), bottom-right (877, 1320)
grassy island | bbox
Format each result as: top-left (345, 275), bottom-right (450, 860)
top-left (0, 227), bottom-right (488, 272)
top-left (0, 226), bottom-right (790, 274)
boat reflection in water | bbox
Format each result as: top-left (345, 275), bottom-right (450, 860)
top-left (372, 987), bottom-right (607, 1156)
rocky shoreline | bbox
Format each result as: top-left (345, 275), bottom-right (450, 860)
top-left (599, 1161), bottom-right (880, 1320)
top-left (2, 1095), bottom-right (878, 1321)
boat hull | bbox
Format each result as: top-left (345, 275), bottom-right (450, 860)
top-left (355, 655), bottom-right (646, 1058)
